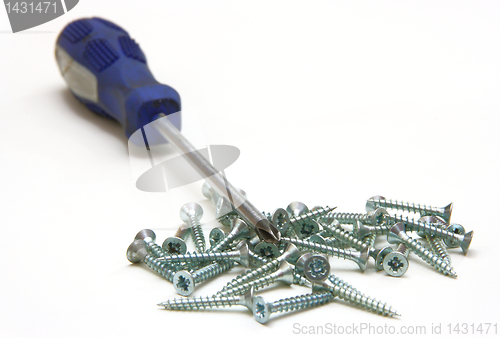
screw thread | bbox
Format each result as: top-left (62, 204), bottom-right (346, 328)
top-left (401, 234), bottom-right (457, 277)
top-left (392, 215), bottom-right (462, 243)
top-left (355, 222), bottom-right (390, 236)
top-left (326, 212), bottom-right (367, 224)
top-left (427, 236), bottom-right (451, 264)
top-left (370, 198), bottom-right (444, 216)
top-left (281, 237), bottom-right (361, 265)
top-left (362, 233), bottom-right (377, 247)
top-left (270, 291), bottom-right (334, 314)
top-left (218, 259), bottom-right (279, 293)
top-left (321, 223), bottom-right (366, 251)
top-left (293, 273), bottom-right (312, 287)
top-left (159, 295), bottom-right (242, 310)
top-left (193, 260), bottom-right (234, 284)
top-left (159, 250), bottom-right (237, 265)
top-left (209, 230), bottom-right (238, 253)
top-left (188, 217), bottom-right (206, 253)
top-left (248, 250), bottom-right (269, 265)
top-left (325, 278), bottom-right (399, 317)
top-left (143, 255), bottom-right (177, 282)
top-left (146, 242), bottom-right (167, 258)
top-left (328, 275), bottom-right (357, 292)
top-left (396, 243), bottom-right (409, 256)
top-left (218, 272), bottom-right (282, 297)
top-left (290, 206), bottom-right (336, 224)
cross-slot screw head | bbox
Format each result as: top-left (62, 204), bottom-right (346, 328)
top-left (162, 237), bottom-right (187, 255)
top-left (295, 253), bottom-right (330, 282)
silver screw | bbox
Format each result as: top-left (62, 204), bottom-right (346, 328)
top-left (354, 221), bottom-right (390, 238)
top-left (288, 204), bottom-right (337, 238)
top-left (217, 243), bottom-right (301, 293)
top-left (252, 291), bottom-right (334, 324)
top-left (173, 260), bottom-right (234, 296)
top-left (217, 261), bottom-right (294, 297)
top-left (281, 236), bottom-right (369, 271)
top-left (157, 240), bottom-right (250, 267)
top-left (313, 277), bottom-right (400, 317)
top-left (134, 229), bottom-right (166, 258)
top-left (126, 240), bottom-right (178, 282)
top-left (318, 220), bottom-right (393, 271)
top-left (180, 202), bottom-right (206, 253)
top-left (253, 242), bottom-right (280, 260)
top-left (419, 215), bottom-right (451, 264)
top-left (295, 253), bottom-right (330, 282)
top-left (162, 237), bottom-right (188, 255)
top-left (326, 208), bottom-right (387, 227)
top-left (429, 215), bottom-right (467, 249)
top-left (209, 227), bottom-right (225, 247)
top-left (366, 195), bottom-right (453, 223)
top-left (387, 222), bottom-right (457, 278)
top-left (387, 214), bottom-right (473, 254)
top-left (159, 287), bottom-right (254, 311)
top-left (208, 217), bottom-right (250, 252)
top-left (383, 244), bottom-right (410, 277)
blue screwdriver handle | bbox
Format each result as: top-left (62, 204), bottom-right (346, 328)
top-left (55, 17), bottom-right (181, 141)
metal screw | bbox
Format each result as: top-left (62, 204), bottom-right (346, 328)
top-left (281, 236), bottom-right (369, 271)
top-left (159, 287), bottom-right (254, 311)
top-left (208, 217), bottom-right (250, 252)
top-left (318, 220), bottom-right (392, 271)
top-left (295, 253), bottom-right (330, 282)
top-left (157, 240), bottom-right (250, 267)
top-left (387, 214), bottom-right (473, 255)
top-left (366, 195), bottom-right (453, 223)
top-left (326, 208), bottom-right (387, 227)
top-left (289, 205), bottom-right (337, 238)
top-left (162, 237), bottom-right (188, 255)
top-left (419, 215), bottom-right (451, 264)
top-left (354, 221), bottom-right (390, 238)
top-left (387, 222), bottom-right (457, 278)
top-left (217, 243), bottom-right (301, 293)
top-left (383, 244), bottom-right (410, 277)
top-left (252, 291), bottom-right (334, 324)
top-left (173, 260), bottom-right (234, 296)
top-left (209, 227), bottom-right (225, 247)
top-left (217, 261), bottom-right (294, 297)
top-left (313, 277), bottom-right (400, 317)
top-left (126, 240), bottom-right (178, 282)
top-left (134, 229), bottom-right (166, 258)
top-left (429, 215), bottom-right (467, 249)
top-left (180, 202), bottom-right (206, 253)
top-left (253, 242), bottom-right (280, 260)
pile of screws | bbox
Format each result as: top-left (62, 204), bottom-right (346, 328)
top-left (126, 186), bottom-right (473, 324)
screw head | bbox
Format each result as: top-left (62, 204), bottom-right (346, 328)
top-left (443, 224), bottom-right (465, 248)
top-left (241, 287), bottom-right (254, 310)
top-left (442, 202), bottom-right (453, 224)
top-left (126, 240), bottom-right (148, 263)
top-left (383, 251), bottom-right (409, 277)
top-left (173, 270), bottom-right (195, 296)
top-left (293, 219), bottom-right (320, 239)
top-left (252, 296), bottom-right (271, 324)
top-left (201, 182), bottom-right (213, 199)
top-left (276, 261), bottom-right (294, 285)
top-left (134, 229), bottom-right (156, 242)
top-left (418, 215), bottom-right (439, 237)
top-left (297, 253), bottom-right (330, 282)
top-left (236, 240), bottom-right (250, 267)
top-left (282, 243), bottom-right (302, 264)
top-left (272, 208), bottom-right (290, 234)
top-left (180, 202), bottom-right (203, 223)
top-left (286, 201), bottom-right (309, 218)
top-left (162, 237), bottom-right (187, 255)
top-left (354, 220), bottom-right (370, 239)
top-left (366, 195), bottom-right (386, 212)
top-left (375, 246), bottom-right (394, 270)
top-left (357, 247), bottom-right (369, 272)
top-left (254, 242), bottom-right (280, 259)
top-left (209, 227), bottom-right (225, 246)
top-left (369, 208), bottom-right (388, 226)
top-left (230, 217), bottom-right (250, 238)
top-left (387, 222), bottom-right (406, 245)
top-left (308, 234), bottom-right (326, 245)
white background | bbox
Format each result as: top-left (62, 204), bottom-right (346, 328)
top-left (1, 1), bottom-right (499, 337)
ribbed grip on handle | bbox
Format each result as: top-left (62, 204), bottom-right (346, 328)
top-left (55, 17), bottom-right (181, 142)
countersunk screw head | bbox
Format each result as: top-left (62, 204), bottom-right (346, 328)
top-left (366, 195), bottom-right (386, 212)
top-left (375, 246), bottom-right (394, 271)
top-left (236, 240), bottom-right (250, 268)
top-left (162, 237), bottom-right (187, 255)
top-left (387, 222), bottom-right (406, 245)
top-left (134, 229), bottom-right (156, 242)
top-left (126, 239), bottom-right (148, 263)
top-left (286, 202), bottom-right (309, 218)
top-left (443, 223), bottom-right (465, 248)
top-left (296, 253), bottom-right (330, 282)
top-left (383, 251), bottom-right (409, 277)
top-left (180, 202), bottom-right (203, 223)
top-left (173, 270), bottom-right (195, 296)
top-left (282, 243), bottom-right (302, 264)
top-left (209, 228), bottom-right (225, 246)
top-left (272, 208), bottom-right (290, 234)
top-left (253, 296), bottom-right (271, 324)
top-left (369, 208), bottom-right (389, 226)
top-left (254, 242), bottom-right (280, 259)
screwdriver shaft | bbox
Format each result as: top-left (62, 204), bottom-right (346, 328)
top-left (154, 114), bottom-right (280, 243)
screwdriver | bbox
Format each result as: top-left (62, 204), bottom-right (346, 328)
top-left (55, 17), bottom-right (280, 243)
